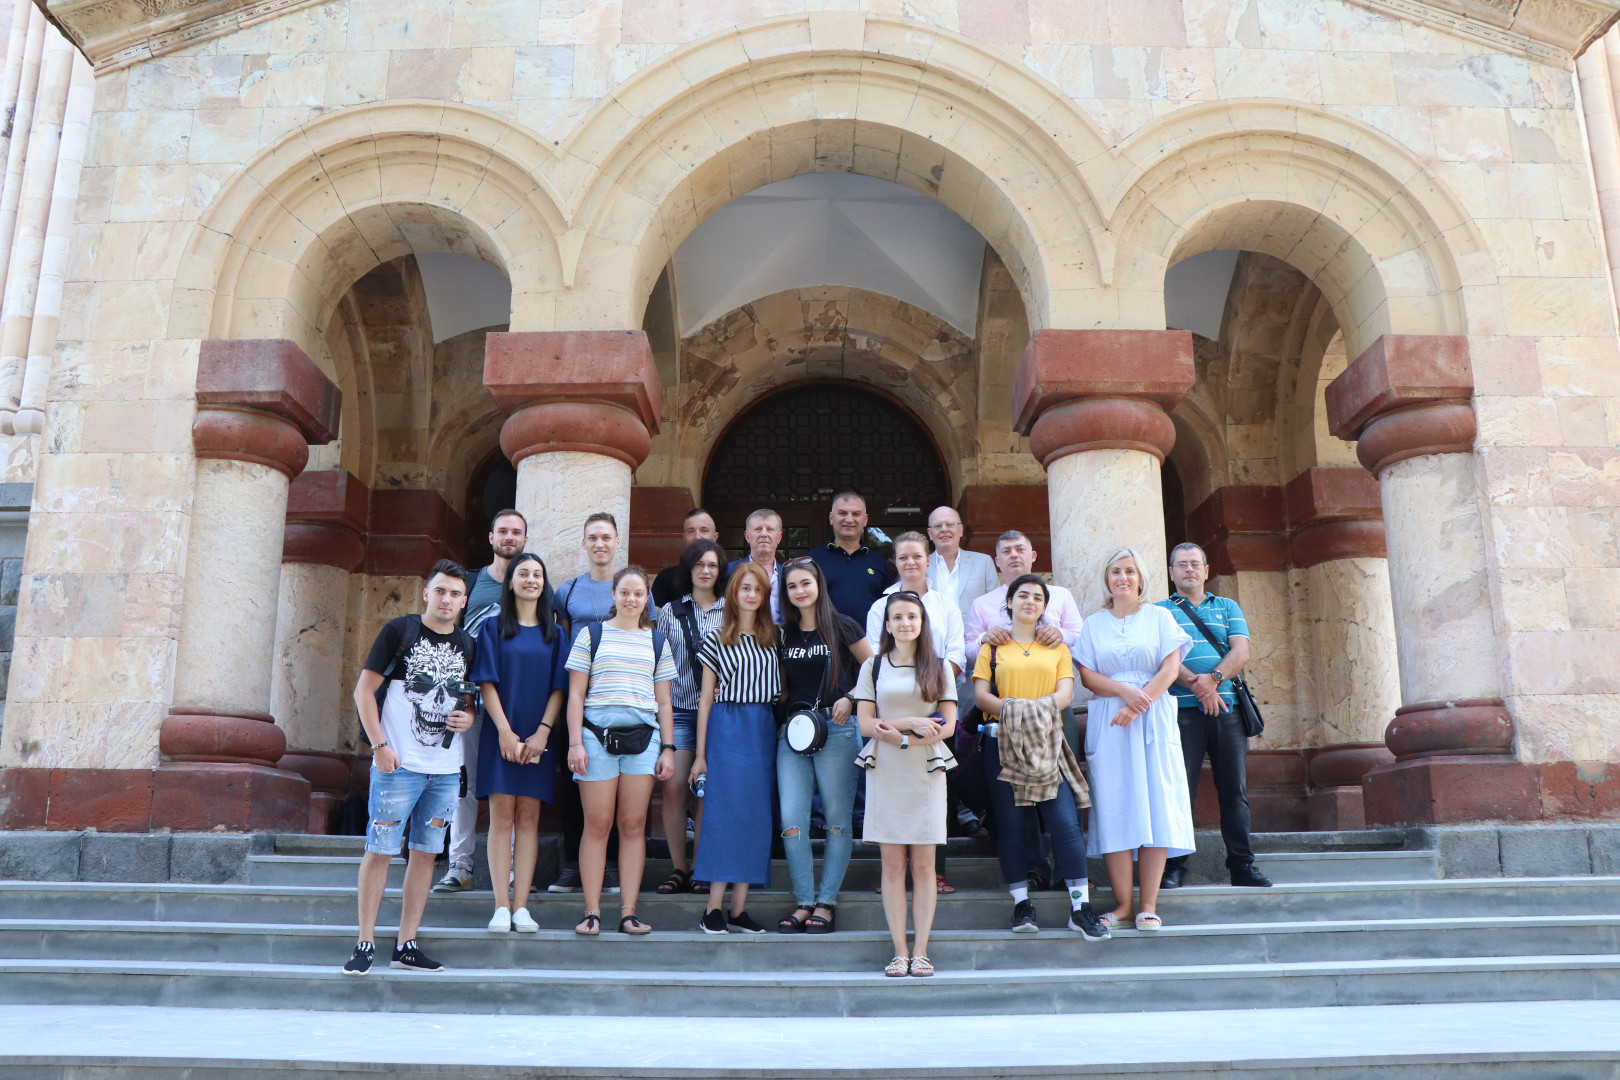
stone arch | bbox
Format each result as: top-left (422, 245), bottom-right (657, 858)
top-left (1111, 103), bottom-right (1491, 361)
top-left (652, 286), bottom-right (978, 501)
top-left (177, 101), bottom-right (565, 364)
top-left (1277, 294), bottom-right (1361, 483)
top-left (560, 14), bottom-right (1115, 333)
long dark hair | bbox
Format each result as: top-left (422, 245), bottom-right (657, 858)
top-left (497, 552), bottom-right (557, 643)
top-left (877, 592), bottom-right (947, 703)
top-left (676, 538), bottom-right (729, 599)
top-left (780, 556), bottom-right (843, 690)
top-left (718, 561), bottom-right (778, 649)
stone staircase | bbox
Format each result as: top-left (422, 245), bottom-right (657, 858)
top-left (0, 831), bottom-right (1617, 1077)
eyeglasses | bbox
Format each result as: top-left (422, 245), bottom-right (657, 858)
top-left (783, 557), bottom-right (816, 569)
top-left (928, 521), bottom-right (961, 530)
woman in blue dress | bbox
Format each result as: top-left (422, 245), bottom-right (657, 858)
top-left (471, 552), bottom-right (569, 934)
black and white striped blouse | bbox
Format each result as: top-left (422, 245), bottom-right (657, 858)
top-left (697, 631), bottom-right (781, 704)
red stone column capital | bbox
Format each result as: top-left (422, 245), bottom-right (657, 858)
top-left (1324, 335), bottom-right (1475, 478)
top-left (283, 470), bottom-right (370, 571)
top-left (1285, 467), bottom-right (1386, 568)
top-left (192, 339), bottom-right (342, 479)
top-left (1011, 329), bottom-right (1195, 467)
top-left (484, 330), bottom-right (661, 468)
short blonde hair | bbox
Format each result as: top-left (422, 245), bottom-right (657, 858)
top-left (1101, 547), bottom-right (1146, 609)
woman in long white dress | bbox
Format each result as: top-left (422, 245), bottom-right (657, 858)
top-left (1075, 548), bottom-right (1194, 932)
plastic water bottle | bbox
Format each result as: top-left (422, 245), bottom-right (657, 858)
top-left (691, 772), bottom-right (706, 799)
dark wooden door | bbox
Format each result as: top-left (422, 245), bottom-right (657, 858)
top-left (703, 385), bottom-right (950, 561)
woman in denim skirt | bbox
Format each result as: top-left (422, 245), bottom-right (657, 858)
top-left (690, 562), bottom-right (781, 935)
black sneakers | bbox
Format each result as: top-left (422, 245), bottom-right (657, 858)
top-left (1230, 863), bottom-right (1274, 888)
top-left (699, 908), bottom-right (728, 935)
top-left (390, 940), bottom-right (444, 972)
top-left (548, 865), bottom-right (582, 893)
top-left (1068, 903), bottom-right (1111, 941)
top-left (603, 865), bottom-right (621, 895)
top-left (341, 941), bottom-right (374, 976)
top-left (728, 910), bottom-right (767, 935)
top-left (1010, 899), bottom-right (1039, 933)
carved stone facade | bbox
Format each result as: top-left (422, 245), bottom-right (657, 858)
top-left (1, 0), bottom-right (1619, 830)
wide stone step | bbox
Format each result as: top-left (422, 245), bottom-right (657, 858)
top-left (242, 847), bottom-right (1439, 889)
top-left (1, 915), bottom-right (1613, 972)
top-left (1, 952), bottom-right (1617, 1016)
top-left (5, 999), bottom-right (1617, 1079)
top-left (3, 877), bottom-right (1614, 929)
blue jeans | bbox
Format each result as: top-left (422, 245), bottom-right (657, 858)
top-left (366, 767), bottom-right (459, 856)
top-left (982, 732), bottom-right (1088, 888)
top-left (776, 718), bottom-right (860, 907)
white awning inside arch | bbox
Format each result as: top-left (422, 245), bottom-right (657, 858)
top-left (671, 174), bottom-right (988, 338)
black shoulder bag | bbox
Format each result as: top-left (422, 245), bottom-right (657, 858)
top-left (1170, 596), bottom-right (1264, 738)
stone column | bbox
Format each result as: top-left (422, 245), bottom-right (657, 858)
top-left (1285, 467), bottom-right (1400, 829)
top-left (1326, 335), bottom-right (1535, 824)
top-left (0, 26), bottom-right (71, 427)
top-left (162, 339), bottom-right (340, 832)
top-left (484, 331), bottom-right (660, 581)
top-left (0, 8), bottom-right (45, 301)
top-left (11, 52), bottom-right (94, 435)
top-left (1011, 329), bottom-right (1194, 613)
top-left (271, 470), bottom-right (369, 834)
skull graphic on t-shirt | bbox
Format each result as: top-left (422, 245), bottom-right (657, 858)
top-left (401, 638), bottom-right (469, 747)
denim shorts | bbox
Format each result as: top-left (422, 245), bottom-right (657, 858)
top-left (576, 706), bottom-right (661, 782)
top-left (670, 707), bottom-right (698, 752)
top-left (366, 767), bottom-right (459, 855)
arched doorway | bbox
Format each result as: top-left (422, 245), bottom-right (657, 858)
top-left (703, 384), bottom-right (950, 560)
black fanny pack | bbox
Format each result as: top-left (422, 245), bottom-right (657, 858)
top-left (583, 720), bottom-right (656, 757)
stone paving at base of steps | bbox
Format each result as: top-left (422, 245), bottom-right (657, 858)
top-left (2, 1001), bottom-right (1618, 1075)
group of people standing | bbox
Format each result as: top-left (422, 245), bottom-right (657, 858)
top-left (341, 492), bottom-right (1269, 980)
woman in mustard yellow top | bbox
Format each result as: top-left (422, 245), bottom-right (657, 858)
top-left (972, 574), bottom-right (1110, 941)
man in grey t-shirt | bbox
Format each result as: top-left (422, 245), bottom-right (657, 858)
top-left (547, 510), bottom-right (623, 894)
top-left (433, 509), bottom-right (528, 894)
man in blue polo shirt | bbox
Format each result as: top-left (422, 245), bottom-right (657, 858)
top-left (1156, 542), bottom-right (1272, 889)
top-left (807, 491), bottom-right (893, 623)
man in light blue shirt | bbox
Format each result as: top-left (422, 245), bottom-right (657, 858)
top-left (1156, 542), bottom-right (1270, 890)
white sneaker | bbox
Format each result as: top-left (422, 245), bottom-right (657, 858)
top-left (487, 908), bottom-right (512, 933)
top-left (511, 907), bottom-right (539, 933)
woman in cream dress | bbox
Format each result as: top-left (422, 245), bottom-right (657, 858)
top-left (852, 592), bottom-right (957, 978)
top-left (1076, 548), bottom-right (1194, 932)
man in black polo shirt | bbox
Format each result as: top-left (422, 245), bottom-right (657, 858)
top-left (807, 491), bottom-right (893, 623)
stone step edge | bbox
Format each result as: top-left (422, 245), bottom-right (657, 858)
top-left (4, 913), bottom-right (1617, 940)
top-left (6, 999), bottom-right (1617, 1077)
top-left (3, 952), bottom-right (1618, 986)
top-left (4, 875), bottom-right (1614, 900)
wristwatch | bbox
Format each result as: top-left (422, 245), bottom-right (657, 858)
top-left (660, 743), bottom-right (676, 752)
top-left (370, 740), bottom-right (388, 751)
top-left (1211, 670), bottom-right (1229, 686)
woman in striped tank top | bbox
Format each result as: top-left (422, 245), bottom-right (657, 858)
top-left (690, 561), bottom-right (782, 935)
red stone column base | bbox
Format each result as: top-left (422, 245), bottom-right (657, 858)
top-left (1362, 755), bottom-right (1543, 826)
top-left (1188, 751), bottom-right (1307, 832)
top-left (277, 750), bottom-right (354, 835)
top-left (151, 763), bottom-right (311, 833)
top-left (0, 764), bottom-right (310, 832)
top-left (1306, 742), bottom-right (1395, 831)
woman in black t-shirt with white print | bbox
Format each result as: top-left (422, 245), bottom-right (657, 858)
top-left (775, 557), bottom-right (874, 934)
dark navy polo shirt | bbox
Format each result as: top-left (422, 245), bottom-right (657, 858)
top-left (808, 541), bottom-right (895, 624)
